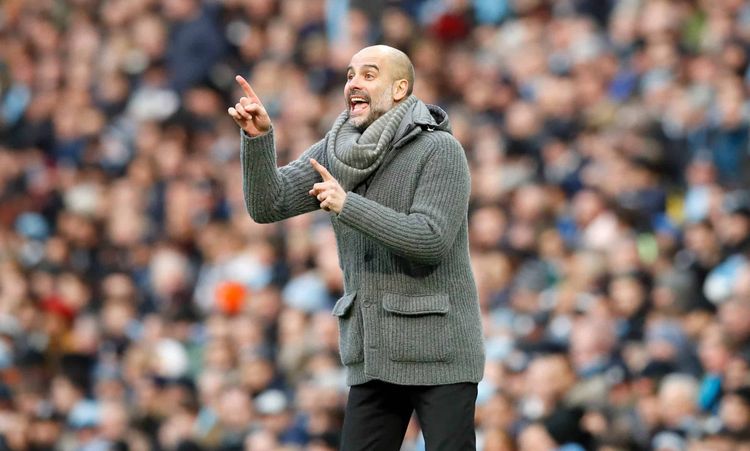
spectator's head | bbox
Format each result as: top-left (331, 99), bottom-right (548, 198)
top-left (724, 352), bottom-right (750, 391)
top-left (518, 422), bottom-right (558, 451)
top-left (572, 189), bottom-right (607, 227)
top-left (216, 385), bottom-right (254, 434)
top-left (98, 400), bottom-right (129, 443)
top-left (646, 320), bottom-right (689, 365)
top-left (469, 206), bottom-right (507, 251)
top-left (719, 387), bottom-right (750, 436)
top-left (162, 0), bottom-right (199, 21)
top-left (719, 297), bottom-right (750, 344)
top-left (609, 272), bottom-right (648, 318)
top-left (569, 318), bottom-right (616, 375)
top-left (27, 411), bottom-right (63, 449)
top-left (523, 353), bottom-right (576, 417)
top-left (698, 326), bottom-right (734, 375)
top-left (658, 374), bottom-right (699, 428)
top-left (717, 192), bottom-right (750, 247)
top-left (244, 429), bottom-right (281, 451)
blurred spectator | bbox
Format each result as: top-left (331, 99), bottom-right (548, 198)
top-left (0, 0), bottom-right (750, 449)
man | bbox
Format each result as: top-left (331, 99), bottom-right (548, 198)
top-left (228, 45), bottom-right (484, 450)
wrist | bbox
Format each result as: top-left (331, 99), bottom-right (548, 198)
top-left (242, 127), bottom-right (272, 139)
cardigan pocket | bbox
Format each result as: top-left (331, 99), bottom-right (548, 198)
top-left (331, 292), bottom-right (364, 365)
top-left (382, 292), bottom-right (454, 363)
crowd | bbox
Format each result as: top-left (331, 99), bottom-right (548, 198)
top-left (1, 0), bottom-right (750, 449)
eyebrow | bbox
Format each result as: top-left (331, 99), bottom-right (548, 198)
top-left (346, 64), bottom-right (380, 73)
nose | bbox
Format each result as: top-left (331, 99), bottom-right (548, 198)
top-left (346, 75), bottom-right (363, 91)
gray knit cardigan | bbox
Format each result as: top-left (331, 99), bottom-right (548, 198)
top-left (240, 99), bottom-right (485, 386)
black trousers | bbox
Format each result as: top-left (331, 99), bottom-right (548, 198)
top-left (339, 380), bottom-right (478, 451)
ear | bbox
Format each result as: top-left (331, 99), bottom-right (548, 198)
top-left (392, 79), bottom-right (409, 102)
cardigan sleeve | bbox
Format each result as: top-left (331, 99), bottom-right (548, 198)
top-left (336, 133), bottom-right (470, 265)
top-left (240, 128), bottom-right (326, 223)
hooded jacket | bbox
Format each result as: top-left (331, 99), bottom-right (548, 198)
top-left (241, 98), bottom-right (485, 385)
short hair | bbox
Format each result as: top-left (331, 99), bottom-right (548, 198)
top-left (389, 48), bottom-right (415, 96)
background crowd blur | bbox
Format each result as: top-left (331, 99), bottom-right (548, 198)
top-left (1, 0), bottom-right (750, 449)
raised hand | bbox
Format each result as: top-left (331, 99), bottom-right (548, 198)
top-left (308, 159), bottom-right (347, 214)
top-left (228, 75), bottom-right (271, 137)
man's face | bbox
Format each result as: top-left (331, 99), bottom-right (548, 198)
top-left (344, 49), bottom-right (395, 130)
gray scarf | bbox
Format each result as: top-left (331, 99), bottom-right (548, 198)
top-left (326, 95), bottom-right (417, 191)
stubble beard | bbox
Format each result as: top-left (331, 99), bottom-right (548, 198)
top-left (348, 91), bottom-right (394, 132)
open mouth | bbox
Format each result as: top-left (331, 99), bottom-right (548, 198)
top-left (349, 95), bottom-right (370, 115)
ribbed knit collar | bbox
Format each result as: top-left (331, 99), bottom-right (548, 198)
top-left (326, 95), bottom-right (418, 192)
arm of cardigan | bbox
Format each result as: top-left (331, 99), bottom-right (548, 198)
top-left (240, 128), bottom-right (324, 223)
top-left (336, 140), bottom-right (470, 265)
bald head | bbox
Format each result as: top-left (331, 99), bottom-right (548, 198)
top-left (353, 45), bottom-right (415, 96)
top-left (345, 45), bottom-right (416, 129)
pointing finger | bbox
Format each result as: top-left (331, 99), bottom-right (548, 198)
top-left (236, 75), bottom-right (260, 103)
top-left (310, 159), bottom-right (334, 182)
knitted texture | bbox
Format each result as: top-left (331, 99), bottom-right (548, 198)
top-left (240, 99), bottom-right (485, 386)
top-left (327, 95), bottom-right (417, 191)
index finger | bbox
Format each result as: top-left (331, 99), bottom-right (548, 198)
top-left (310, 159), bottom-right (333, 182)
top-left (235, 75), bottom-right (260, 103)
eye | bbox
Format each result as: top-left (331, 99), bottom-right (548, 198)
top-left (365, 73), bottom-right (374, 80)
top-left (347, 73), bottom-right (354, 80)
